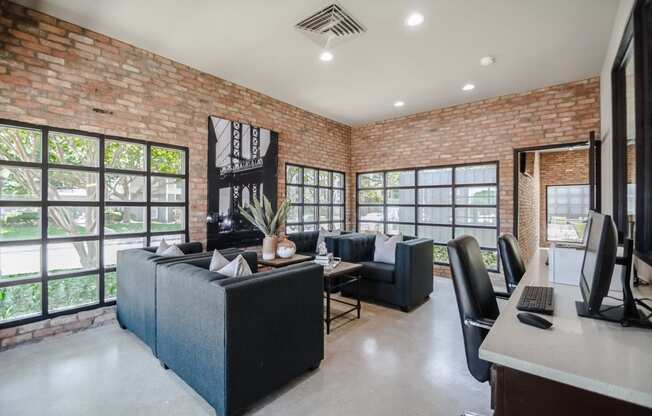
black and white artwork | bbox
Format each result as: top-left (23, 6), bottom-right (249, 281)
top-left (207, 116), bottom-right (278, 249)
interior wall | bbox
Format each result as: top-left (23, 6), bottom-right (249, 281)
top-left (0, 1), bottom-right (353, 244)
top-left (517, 152), bottom-right (540, 265)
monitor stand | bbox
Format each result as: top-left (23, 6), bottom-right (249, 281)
top-left (575, 301), bottom-right (651, 327)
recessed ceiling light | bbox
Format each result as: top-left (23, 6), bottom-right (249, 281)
top-left (319, 51), bottom-right (334, 62)
top-left (405, 13), bottom-right (424, 27)
top-left (480, 56), bottom-right (495, 66)
top-left (394, 101), bottom-right (405, 108)
top-left (462, 83), bottom-right (475, 91)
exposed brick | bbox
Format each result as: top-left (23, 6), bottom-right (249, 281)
top-left (68, 32), bottom-right (93, 45)
top-left (49, 314), bottom-right (77, 326)
top-left (0, 327), bottom-right (18, 339)
top-left (17, 320), bottom-right (49, 334)
top-left (36, 52), bottom-right (64, 65)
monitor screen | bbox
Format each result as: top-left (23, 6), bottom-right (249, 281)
top-left (580, 214), bottom-right (601, 291)
top-left (579, 212), bottom-right (618, 312)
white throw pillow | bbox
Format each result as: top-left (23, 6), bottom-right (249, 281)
top-left (159, 245), bottom-right (184, 257)
top-left (315, 230), bottom-right (341, 253)
top-left (156, 239), bottom-right (170, 254)
top-left (373, 233), bottom-right (402, 264)
top-left (209, 250), bottom-right (230, 272)
top-left (217, 254), bottom-right (253, 278)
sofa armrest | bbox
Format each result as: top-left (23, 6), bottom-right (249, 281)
top-left (395, 238), bottom-right (434, 309)
top-left (338, 234), bottom-right (375, 262)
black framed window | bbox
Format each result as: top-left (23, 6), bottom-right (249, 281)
top-left (0, 119), bottom-right (188, 328)
top-left (356, 162), bottom-right (499, 271)
top-left (285, 163), bottom-right (345, 233)
top-left (546, 185), bottom-right (590, 243)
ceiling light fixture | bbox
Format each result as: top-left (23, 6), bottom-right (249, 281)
top-left (394, 101), bottom-right (405, 108)
top-left (405, 13), bottom-right (424, 27)
top-left (319, 51), bottom-right (334, 62)
top-left (462, 83), bottom-right (475, 91)
top-left (480, 56), bottom-right (495, 66)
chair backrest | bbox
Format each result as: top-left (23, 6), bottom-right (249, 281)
top-left (447, 235), bottom-right (499, 383)
top-left (498, 233), bottom-right (526, 293)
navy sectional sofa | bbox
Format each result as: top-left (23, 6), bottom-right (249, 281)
top-left (287, 230), bottom-right (351, 258)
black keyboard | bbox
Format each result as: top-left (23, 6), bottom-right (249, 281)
top-left (517, 286), bottom-right (554, 315)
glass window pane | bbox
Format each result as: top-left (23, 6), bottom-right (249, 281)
top-left (417, 225), bottom-right (453, 244)
top-left (359, 222), bottom-right (383, 233)
top-left (418, 188), bottom-right (452, 205)
top-left (359, 206), bottom-right (384, 222)
top-left (287, 186), bottom-right (302, 203)
top-left (303, 223), bottom-right (317, 232)
top-left (304, 168), bottom-right (317, 185)
top-left (333, 172), bottom-right (344, 188)
top-left (48, 206), bottom-right (99, 237)
top-left (319, 188), bottom-right (331, 204)
top-left (151, 176), bottom-right (185, 203)
top-left (386, 189), bottom-right (415, 205)
top-left (47, 240), bottom-right (99, 275)
top-left (333, 206), bottom-right (343, 221)
top-left (106, 173), bottom-right (146, 202)
top-left (455, 227), bottom-right (497, 248)
top-left (358, 172), bottom-right (383, 189)
top-left (0, 165), bottom-right (41, 201)
top-left (151, 146), bottom-right (185, 175)
top-left (418, 168), bottom-right (452, 186)
top-left (319, 170), bottom-right (330, 187)
top-left (359, 190), bottom-right (384, 205)
top-left (319, 223), bottom-right (331, 231)
top-left (0, 125), bottom-right (42, 163)
top-left (455, 164), bottom-right (496, 185)
top-left (48, 132), bottom-right (99, 167)
top-left (103, 237), bottom-right (146, 268)
top-left (104, 139), bottom-right (146, 171)
top-left (286, 225), bottom-right (301, 234)
top-left (286, 165), bottom-right (301, 184)
top-left (482, 250), bottom-right (498, 270)
top-left (105, 207), bottom-right (146, 235)
top-left (418, 207), bottom-right (452, 224)
top-left (0, 244), bottom-right (41, 282)
top-left (455, 207), bottom-right (497, 227)
top-left (319, 206), bottom-right (331, 222)
top-left (150, 207), bottom-right (185, 232)
top-left (304, 187), bottom-right (316, 203)
top-left (0, 283), bottom-right (41, 322)
top-left (287, 205), bottom-right (301, 223)
top-left (387, 206), bottom-right (415, 223)
top-left (150, 234), bottom-right (184, 247)
top-left (333, 222), bottom-right (343, 231)
top-left (105, 271), bottom-right (117, 301)
top-left (387, 223), bottom-right (415, 236)
top-left (455, 186), bottom-right (497, 205)
top-left (48, 274), bottom-right (99, 312)
top-left (433, 245), bottom-right (449, 264)
top-left (48, 169), bottom-right (99, 201)
top-left (303, 206), bottom-right (316, 222)
top-left (547, 185), bottom-right (590, 242)
top-left (386, 170), bottom-right (415, 187)
top-left (333, 189), bottom-right (344, 204)
top-left (0, 207), bottom-right (40, 241)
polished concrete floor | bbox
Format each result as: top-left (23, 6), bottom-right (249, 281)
top-left (0, 277), bottom-right (491, 416)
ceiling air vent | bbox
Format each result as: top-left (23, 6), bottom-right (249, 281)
top-left (295, 3), bottom-right (366, 49)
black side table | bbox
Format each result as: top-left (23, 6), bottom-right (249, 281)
top-left (322, 261), bottom-right (362, 334)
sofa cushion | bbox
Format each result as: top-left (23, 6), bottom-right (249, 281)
top-left (360, 261), bottom-right (395, 284)
top-left (209, 249), bottom-right (230, 272)
top-left (373, 233), bottom-right (401, 264)
top-left (217, 254), bottom-right (253, 278)
top-left (159, 245), bottom-right (184, 257)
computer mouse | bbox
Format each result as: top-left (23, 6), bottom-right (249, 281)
top-left (517, 312), bottom-right (553, 329)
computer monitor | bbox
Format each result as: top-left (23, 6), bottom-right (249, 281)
top-left (578, 212), bottom-right (618, 314)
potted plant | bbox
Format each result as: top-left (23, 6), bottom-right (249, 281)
top-left (239, 195), bottom-right (290, 260)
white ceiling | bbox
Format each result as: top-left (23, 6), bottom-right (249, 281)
top-left (16, 0), bottom-right (619, 126)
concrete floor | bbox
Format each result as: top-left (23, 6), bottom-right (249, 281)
top-left (0, 277), bottom-right (491, 416)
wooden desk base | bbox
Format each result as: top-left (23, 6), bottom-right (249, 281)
top-left (493, 365), bottom-right (652, 416)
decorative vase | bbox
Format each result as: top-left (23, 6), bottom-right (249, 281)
top-left (262, 235), bottom-right (278, 260)
top-left (276, 234), bottom-right (296, 258)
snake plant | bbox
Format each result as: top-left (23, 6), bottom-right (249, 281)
top-left (239, 195), bottom-right (290, 237)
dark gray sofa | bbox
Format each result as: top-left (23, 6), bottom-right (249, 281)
top-left (287, 230), bottom-right (351, 258)
top-left (116, 242), bottom-right (240, 356)
top-left (156, 259), bottom-right (324, 416)
top-left (338, 234), bottom-right (434, 311)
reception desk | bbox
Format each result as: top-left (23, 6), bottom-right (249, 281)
top-left (480, 248), bottom-right (652, 415)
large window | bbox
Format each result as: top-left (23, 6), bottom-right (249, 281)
top-left (546, 185), bottom-right (590, 243)
top-left (357, 163), bottom-right (499, 271)
top-left (0, 120), bottom-right (188, 327)
top-left (285, 164), bottom-right (345, 233)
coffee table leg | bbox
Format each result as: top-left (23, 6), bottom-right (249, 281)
top-left (326, 278), bottom-right (331, 335)
top-left (356, 274), bottom-right (361, 319)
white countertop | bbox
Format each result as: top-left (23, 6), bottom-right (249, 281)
top-left (479, 248), bottom-right (652, 409)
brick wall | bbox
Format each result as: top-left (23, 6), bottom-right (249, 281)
top-left (351, 78), bottom-right (600, 276)
top-left (518, 152), bottom-right (540, 265)
top-left (538, 149), bottom-right (589, 246)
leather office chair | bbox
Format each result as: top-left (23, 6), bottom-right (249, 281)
top-left (447, 235), bottom-right (500, 415)
top-left (498, 233), bottom-right (526, 294)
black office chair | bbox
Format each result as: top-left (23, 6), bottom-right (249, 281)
top-left (498, 233), bottom-right (526, 294)
top-left (447, 236), bottom-right (499, 415)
